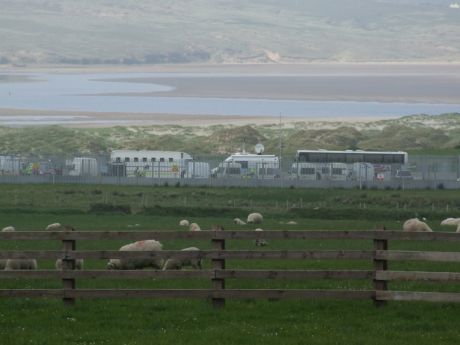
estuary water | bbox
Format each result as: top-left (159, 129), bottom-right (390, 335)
top-left (0, 72), bottom-right (459, 125)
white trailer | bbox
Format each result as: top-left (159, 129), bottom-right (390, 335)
top-left (0, 155), bottom-right (20, 175)
top-left (110, 150), bottom-right (198, 178)
top-left (66, 157), bottom-right (99, 176)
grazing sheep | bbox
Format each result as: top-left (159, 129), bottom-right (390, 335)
top-left (179, 219), bottom-right (190, 227)
top-left (45, 223), bottom-right (65, 231)
top-left (5, 259), bottom-right (37, 270)
top-left (50, 223), bottom-right (83, 270)
top-left (107, 240), bottom-right (163, 270)
top-left (55, 258), bottom-right (84, 270)
top-left (1, 226), bottom-right (38, 270)
top-left (254, 228), bottom-right (267, 246)
top-left (403, 218), bottom-right (433, 232)
top-left (189, 223), bottom-right (201, 232)
top-left (233, 218), bottom-right (246, 225)
top-left (162, 247), bottom-right (203, 270)
top-left (0, 226), bottom-right (16, 269)
top-left (441, 218), bottom-right (460, 232)
top-left (247, 212), bottom-right (263, 224)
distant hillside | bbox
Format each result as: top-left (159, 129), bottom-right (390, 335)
top-left (0, 113), bottom-right (459, 157)
top-left (0, 0), bottom-right (459, 65)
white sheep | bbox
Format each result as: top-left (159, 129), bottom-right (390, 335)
top-left (48, 223), bottom-right (83, 270)
top-left (45, 223), bottom-right (65, 231)
top-left (189, 223), bottom-right (201, 232)
top-left (5, 259), bottom-right (37, 270)
top-left (162, 247), bottom-right (203, 270)
top-left (247, 212), bottom-right (263, 224)
top-left (403, 218), bottom-right (433, 232)
top-left (254, 228), bottom-right (267, 246)
top-left (179, 219), bottom-right (190, 227)
top-left (55, 259), bottom-right (84, 270)
top-left (1, 226), bottom-right (38, 270)
top-left (441, 218), bottom-right (460, 232)
top-left (0, 226), bottom-right (16, 269)
top-left (287, 221), bottom-right (297, 225)
top-left (233, 218), bottom-right (246, 225)
top-left (107, 240), bottom-right (163, 270)
top-left (1, 226), bottom-right (15, 232)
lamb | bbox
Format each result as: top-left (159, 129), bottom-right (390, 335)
top-left (107, 240), bottom-right (163, 270)
top-left (49, 223), bottom-right (84, 270)
top-left (179, 219), bottom-right (190, 227)
top-left (55, 258), bottom-right (84, 270)
top-left (233, 218), bottom-right (246, 225)
top-left (247, 212), bottom-right (263, 224)
top-left (254, 228), bottom-right (267, 246)
top-left (162, 247), bottom-right (203, 270)
top-left (440, 218), bottom-right (460, 232)
top-left (189, 223), bottom-right (201, 231)
top-left (403, 218), bottom-right (433, 232)
top-left (0, 226), bottom-right (16, 269)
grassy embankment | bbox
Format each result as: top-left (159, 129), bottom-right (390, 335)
top-left (1, 184), bottom-right (460, 344)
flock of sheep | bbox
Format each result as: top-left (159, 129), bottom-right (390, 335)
top-left (403, 217), bottom-right (460, 232)
top-left (2, 214), bottom-right (459, 271)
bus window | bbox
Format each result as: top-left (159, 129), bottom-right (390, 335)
top-left (300, 168), bottom-right (315, 175)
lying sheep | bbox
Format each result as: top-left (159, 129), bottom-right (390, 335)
top-left (189, 223), bottom-right (201, 232)
top-left (107, 240), bottom-right (163, 270)
top-left (233, 218), bottom-right (246, 225)
top-left (162, 247), bottom-right (203, 270)
top-left (254, 228), bottom-right (267, 246)
top-left (441, 218), bottom-right (460, 232)
top-left (287, 221), bottom-right (297, 225)
top-left (0, 226), bottom-right (16, 269)
top-left (179, 219), bottom-right (190, 227)
top-left (403, 218), bottom-right (433, 232)
top-left (247, 213), bottom-right (263, 224)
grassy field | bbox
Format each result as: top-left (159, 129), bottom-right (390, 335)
top-left (1, 184), bottom-right (460, 344)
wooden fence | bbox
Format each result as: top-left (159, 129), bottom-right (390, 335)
top-left (1, 229), bottom-right (460, 307)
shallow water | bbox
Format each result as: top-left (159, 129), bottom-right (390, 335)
top-left (0, 73), bottom-right (459, 125)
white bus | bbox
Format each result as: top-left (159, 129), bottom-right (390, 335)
top-left (292, 150), bottom-right (408, 181)
top-left (110, 150), bottom-right (209, 178)
top-left (213, 152), bottom-right (280, 179)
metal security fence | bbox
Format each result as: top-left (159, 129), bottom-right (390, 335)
top-left (0, 154), bottom-right (459, 188)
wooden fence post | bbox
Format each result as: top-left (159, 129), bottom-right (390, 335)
top-left (62, 238), bottom-right (76, 306)
top-left (373, 225), bottom-right (388, 307)
top-left (211, 229), bottom-right (226, 308)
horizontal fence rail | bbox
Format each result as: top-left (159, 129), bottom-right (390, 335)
top-left (1, 230), bottom-right (460, 241)
top-left (1, 229), bottom-right (460, 306)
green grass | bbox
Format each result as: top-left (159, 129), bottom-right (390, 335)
top-left (1, 184), bottom-right (460, 344)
